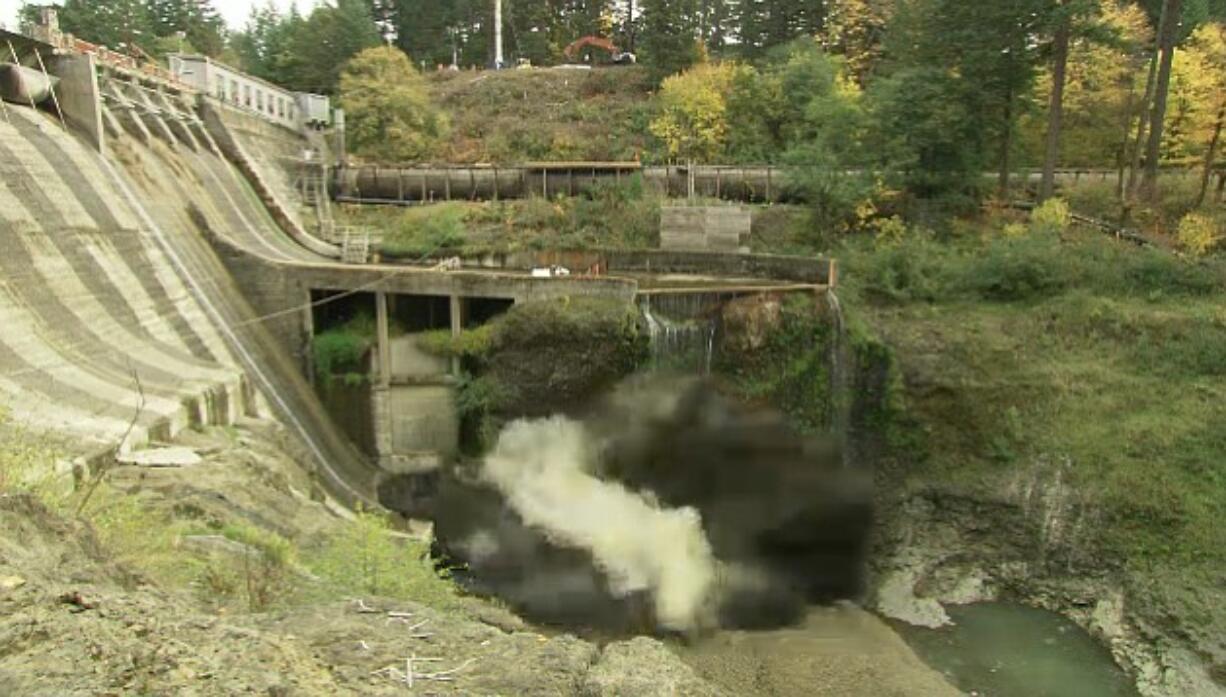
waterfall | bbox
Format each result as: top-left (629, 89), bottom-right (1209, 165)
top-left (640, 295), bottom-right (718, 375)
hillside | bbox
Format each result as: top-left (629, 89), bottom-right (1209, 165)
top-left (425, 66), bottom-right (657, 164)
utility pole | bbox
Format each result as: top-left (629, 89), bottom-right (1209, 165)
top-left (494, 0), bottom-right (504, 68)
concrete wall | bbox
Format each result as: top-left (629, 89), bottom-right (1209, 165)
top-left (201, 100), bottom-right (339, 259)
top-left (660, 205), bottom-right (751, 252)
top-left (391, 248), bottom-right (836, 286)
top-left (0, 104), bottom-right (249, 461)
top-left (388, 334), bottom-right (450, 381)
top-left (46, 53), bottom-right (102, 152)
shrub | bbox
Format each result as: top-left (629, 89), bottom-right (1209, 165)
top-left (959, 234), bottom-right (1073, 301)
top-left (307, 510), bottom-right (461, 609)
top-left (0, 412), bottom-right (63, 501)
top-left (312, 316), bottom-right (374, 383)
top-left (1030, 198), bottom-right (1072, 234)
top-left (382, 203), bottom-right (468, 257)
top-left (1177, 213), bottom-right (1223, 256)
top-left (220, 523), bottom-right (297, 611)
top-left (873, 215), bottom-right (910, 246)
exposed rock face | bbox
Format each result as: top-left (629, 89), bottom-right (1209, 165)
top-left (872, 468), bottom-right (1226, 697)
top-left (719, 294), bottom-right (784, 356)
top-left (0, 422), bottom-right (728, 696)
top-left (582, 637), bottom-right (727, 697)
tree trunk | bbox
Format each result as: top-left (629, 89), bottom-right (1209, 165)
top-left (1040, 10), bottom-right (1071, 202)
top-left (999, 86), bottom-right (1015, 196)
top-left (1116, 75), bottom-right (1137, 199)
top-left (1140, 0), bottom-right (1183, 202)
top-left (1196, 103), bottom-right (1224, 208)
top-left (1125, 3), bottom-right (1166, 201)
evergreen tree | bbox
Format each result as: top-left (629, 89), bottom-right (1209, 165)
top-left (146, 0), bottom-right (226, 56)
top-left (824, 0), bottom-right (892, 84)
top-left (286, 0), bottom-right (382, 93)
top-left (640, 0), bottom-right (701, 83)
top-left (737, 0), bottom-right (828, 60)
top-left (394, 0), bottom-right (457, 67)
top-left (230, 2), bottom-right (303, 83)
top-left (59, 0), bottom-right (153, 50)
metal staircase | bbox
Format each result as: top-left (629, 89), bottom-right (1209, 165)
top-left (295, 135), bottom-right (376, 263)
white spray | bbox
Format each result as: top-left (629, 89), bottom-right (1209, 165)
top-left (481, 416), bottom-right (718, 631)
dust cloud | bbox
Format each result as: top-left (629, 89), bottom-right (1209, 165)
top-left (432, 376), bottom-right (873, 634)
top-left (482, 416), bottom-right (718, 631)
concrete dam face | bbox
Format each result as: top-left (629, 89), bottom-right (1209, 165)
top-left (0, 97), bottom-right (379, 505)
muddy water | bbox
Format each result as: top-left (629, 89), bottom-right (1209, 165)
top-left (895, 603), bottom-right (1140, 697)
top-left (676, 604), bottom-right (960, 696)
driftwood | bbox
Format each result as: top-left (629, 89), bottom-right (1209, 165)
top-left (371, 655), bottom-right (477, 687)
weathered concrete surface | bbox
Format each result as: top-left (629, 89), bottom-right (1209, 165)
top-left (660, 205), bottom-right (751, 252)
top-left (201, 100), bottom-right (341, 259)
top-left (45, 53), bottom-right (103, 152)
top-left (0, 105), bottom-right (246, 455)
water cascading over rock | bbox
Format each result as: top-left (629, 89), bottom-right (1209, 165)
top-left (639, 294), bottom-right (720, 374)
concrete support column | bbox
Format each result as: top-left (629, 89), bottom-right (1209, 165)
top-left (375, 290), bottom-right (391, 388)
top-left (371, 384), bottom-right (392, 462)
top-left (449, 295), bottom-right (462, 375)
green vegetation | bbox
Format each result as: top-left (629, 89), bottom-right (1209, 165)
top-left (426, 67), bottom-right (656, 163)
top-left (717, 295), bottom-right (837, 434)
top-left (305, 510), bottom-right (462, 611)
top-left (340, 47), bottom-right (450, 162)
top-left (812, 222), bottom-right (1226, 612)
top-left (312, 314), bottom-right (376, 384)
top-left (340, 176), bottom-right (661, 257)
top-left (419, 297), bottom-right (649, 453)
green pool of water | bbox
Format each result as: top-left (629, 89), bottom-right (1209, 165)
top-left (897, 602), bottom-right (1139, 697)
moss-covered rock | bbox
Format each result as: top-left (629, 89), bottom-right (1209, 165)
top-left (487, 297), bottom-right (649, 419)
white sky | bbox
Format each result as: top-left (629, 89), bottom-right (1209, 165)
top-left (0, 1), bottom-right (324, 34)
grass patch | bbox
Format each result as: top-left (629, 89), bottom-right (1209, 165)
top-left (427, 67), bottom-right (657, 164)
top-left (831, 229), bottom-right (1226, 578)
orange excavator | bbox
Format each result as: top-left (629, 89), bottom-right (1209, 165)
top-left (562, 36), bottom-right (637, 65)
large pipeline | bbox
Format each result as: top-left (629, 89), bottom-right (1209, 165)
top-left (333, 164), bottom-right (1161, 205)
top-left (335, 164), bottom-right (800, 204)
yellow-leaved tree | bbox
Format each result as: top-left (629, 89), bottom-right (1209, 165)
top-left (339, 46), bottom-right (449, 163)
top-left (1169, 22), bottom-right (1226, 206)
top-left (1020, 0), bottom-right (1152, 169)
top-left (649, 62), bottom-right (742, 163)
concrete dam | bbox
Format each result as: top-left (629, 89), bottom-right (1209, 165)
top-left (0, 38), bottom-right (836, 513)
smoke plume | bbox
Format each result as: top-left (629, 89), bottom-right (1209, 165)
top-left (482, 416), bottom-right (718, 631)
top-left (431, 376), bottom-right (873, 633)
